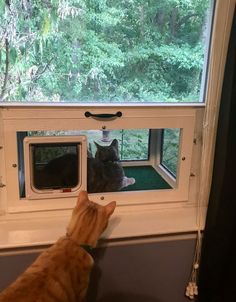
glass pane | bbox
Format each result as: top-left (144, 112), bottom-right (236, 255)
top-left (120, 129), bottom-right (150, 160)
top-left (1, 0), bottom-right (212, 103)
top-left (161, 129), bottom-right (180, 176)
top-left (18, 128), bottom-right (178, 196)
top-left (32, 143), bottom-right (79, 190)
top-left (29, 129), bottom-right (150, 161)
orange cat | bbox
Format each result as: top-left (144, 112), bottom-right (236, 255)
top-left (0, 191), bottom-right (116, 302)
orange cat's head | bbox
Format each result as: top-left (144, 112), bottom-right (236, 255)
top-left (66, 191), bottom-right (116, 247)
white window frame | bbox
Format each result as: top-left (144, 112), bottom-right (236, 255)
top-left (1, 107), bottom-right (194, 213)
top-left (0, 0), bottom-right (235, 249)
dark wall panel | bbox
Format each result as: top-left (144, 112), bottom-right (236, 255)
top-left (0, 239), bottom-right (195, 302)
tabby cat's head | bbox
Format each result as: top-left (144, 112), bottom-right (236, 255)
top-left (94, 139), bottom-right (120, 162)
top-left (67, 191), bottom-right (116, 247)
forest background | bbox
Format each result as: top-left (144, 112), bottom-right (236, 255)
top-left (0, 0), bottom-right (211, 103)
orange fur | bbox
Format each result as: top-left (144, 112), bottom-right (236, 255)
top-left (0, 191), bottom-right (116, 302)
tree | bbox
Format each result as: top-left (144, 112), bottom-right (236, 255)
top-left (0, 0), bottom-right (211, 103)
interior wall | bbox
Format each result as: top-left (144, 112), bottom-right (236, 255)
top-left (0, 238), bottom-right (195, 302)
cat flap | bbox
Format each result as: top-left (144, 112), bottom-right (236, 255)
top-left (23, 136), bottom-right (87, 199)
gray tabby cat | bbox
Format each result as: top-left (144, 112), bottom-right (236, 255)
top-left (87, 139), bottom-right (135, 193)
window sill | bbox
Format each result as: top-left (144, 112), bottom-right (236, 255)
top-left (0, 203), bottom-right (206, 250)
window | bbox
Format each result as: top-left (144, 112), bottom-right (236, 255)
top-left (161, 129), bottom-right (180, 177)
top-left (27, 129), bottom-right (150, 161)
top-left (0, 0), bottom-right (235, 248)
top-left (18, 127), bottom-right (181, 197)
top-left (0, 0), bottom-right (213, 103)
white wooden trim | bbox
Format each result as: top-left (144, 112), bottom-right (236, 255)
top-left (0, 204), bottom-right (207, 250)
top-left (198, 0), bottom-right (236, 212)
top-left (0, 103), bottom-right (205, 108)
top-left (0, 233), bottom-right (198, 256)
top-left (1, 107), bottom-right (195, 213)
top-left (0, 106), bottom-right (197, 120)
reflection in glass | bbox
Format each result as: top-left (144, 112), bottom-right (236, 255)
top-left (161, 129), bottom-right (180, 177)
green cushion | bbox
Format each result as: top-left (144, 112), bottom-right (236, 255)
top-left (122, 165), bottom-right (171, 191)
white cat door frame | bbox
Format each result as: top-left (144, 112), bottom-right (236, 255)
top-left (24, 136), bottom-right (87, 200)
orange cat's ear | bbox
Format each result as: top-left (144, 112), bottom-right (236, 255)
top-left (77, 190), bottom-right (89, 206)
top-left (105, 201), bottom-right (116, 217)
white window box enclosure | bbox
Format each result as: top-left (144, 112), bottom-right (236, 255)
top-left (1, 106), bottom-right (195, 214)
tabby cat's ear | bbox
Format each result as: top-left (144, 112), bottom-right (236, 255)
top-left (105, 201), bottom-right (116, 217)
top-left (111, 139), bottom-right (118, 148)
top-left (94, 141), bottom-right (100, 149)
top-left (77, 190), bottom-right (89, 205)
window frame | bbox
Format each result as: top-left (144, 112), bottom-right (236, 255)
top-left (1, 106), bottom-right (195, 214)
top-left (0, 0), bottom-right (235, 249)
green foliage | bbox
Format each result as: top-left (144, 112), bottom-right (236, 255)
top-left (162, 129), bottom-right (180, 176)
top-left (0, 0), bottom-right (212, 102)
